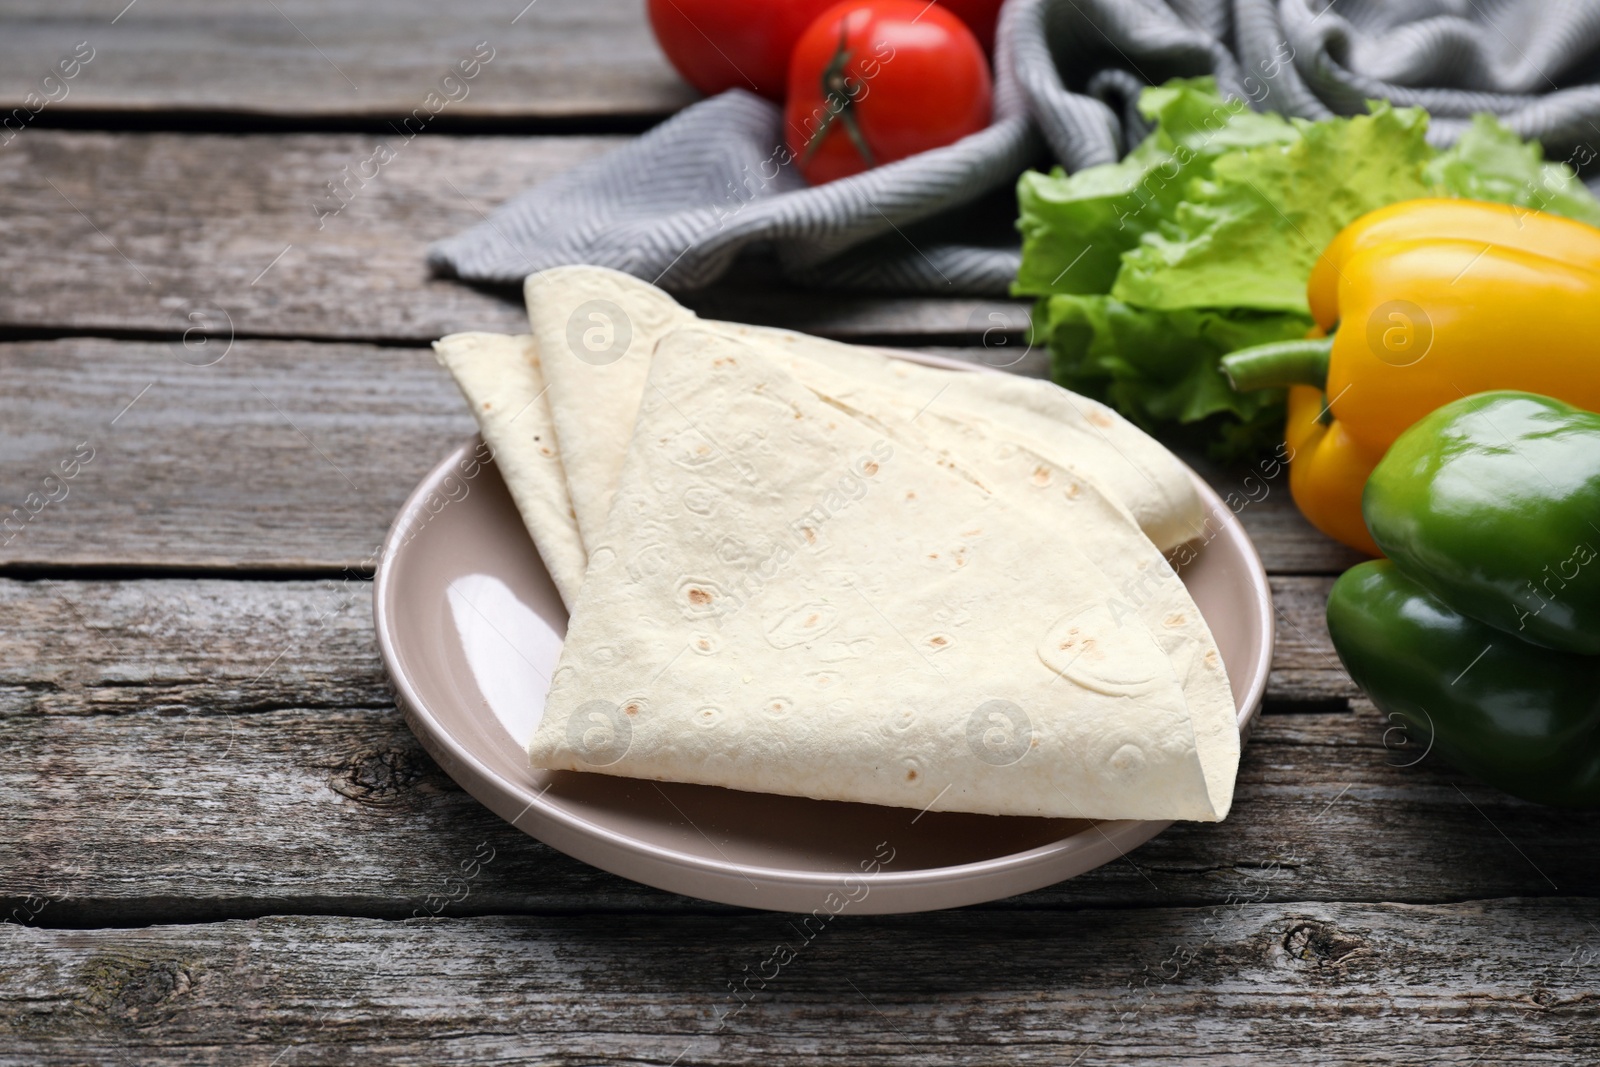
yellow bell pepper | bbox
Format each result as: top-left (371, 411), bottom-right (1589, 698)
top-left (1284, 383), bottom-right (1382, 557)
top-left (1306, 197), bottom-right (1600, 331)
top-left (1225, 198), bottom-right (1600, 555)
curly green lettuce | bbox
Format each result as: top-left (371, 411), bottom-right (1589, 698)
top-left (1110, 101), bottom-right (1433, 315)
top-left (1034, 296), bottom-right (1309, 458)
top-left (1424, 113), bottom-right (1600, 227)
top-left (1014, 78), bottom-right (1298, 298)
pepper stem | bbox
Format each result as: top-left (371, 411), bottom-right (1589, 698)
top-left (1220, 337), bottom-right (1334, 392)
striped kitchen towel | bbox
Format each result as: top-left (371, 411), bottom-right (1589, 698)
top-left (429, 0), bottom-right (1600, 297)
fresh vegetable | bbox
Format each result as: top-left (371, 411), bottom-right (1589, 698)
top-left (646, 0), bottom-right (837, 100)
top-left (1328, 392), bottom-right (1600, 805)
top-left (1324, 238), bottom-right (1600, 455)
top-left (1307, 197), bottom-right (1600, 329)
top-left (1327, 559), bottom-right (1600, 807)
top-left (1013, 78), bottom-right (1600, 458)
top-left (646, 0), bottom-right (1003, 100)
top-left (1015, 80), bottom-right (1301, 300)
top-left (1107, 99), bottom-right (1434, 316)
top-left (1223, 199), bottom-right (1600, 551)
top-left (785, 0), bottom-right (991, 186)
top-left (1363, 392), bottom-right (1600, 656)
top-left (931, 0), bottom-right (1004, 54)
top-left (1032, 297), bottom-right (1308, 458)
top-left (1282, 381), bottom-right (1381, 557)
top-left (1419, 113), bottom-right (1600, 229)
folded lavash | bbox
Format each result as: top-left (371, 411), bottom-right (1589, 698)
top-left (528, 327), bottom-right (1225, 821)
top-left (433, 270), bottom-right (1238, 820)
top-left (524, 266), bottom-right (1205, 558)
top-left (431, 332), bottom-right (586, 608)
top-left (437, 269), bottom-right (1209, 605)
top-left (740, 355), bottom-right (1239, 821)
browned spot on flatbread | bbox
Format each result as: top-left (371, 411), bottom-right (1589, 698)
top-left (862, 461), bottom-right (879, 475)
top-left (804, 613), bottom-right (821, 627)
top-left (686, 587), bottom-right (712, 606)
top-left (803, 527), bottom-right (817, 544)
top-left (623, 702), bottom-right (641, 717)
top-left (929, 636), bottom-right (947, 647)
top-left (1088, 410), bottom-right (1114, 428)
top-left (1165, 613), bottom-right (1186, 627)
top-left (905, 491), bottom-right (917, 500)
top-left (906, 769), bottom-right (918, 781)
top-left (1031, 465), bottom-right (1051, 486)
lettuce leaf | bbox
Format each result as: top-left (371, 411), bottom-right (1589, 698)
top-left (1037, 295), bottom-right (1310, 460)
top-left (1014, 78), bottom-right (1297, 297)
top-left (1424, 113), bottom-right (1600, 228)
top-left (1110, 102), bottom-right (1434, 314)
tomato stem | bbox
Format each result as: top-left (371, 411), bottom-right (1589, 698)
top-left (801, 22), bottom-right (875, 168)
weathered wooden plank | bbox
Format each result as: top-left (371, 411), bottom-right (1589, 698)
top-left (0, 339), bottom-right (472, 570)
top-left (5, 577), bottom-right (1597, 924)
top-left (0, 338), bottom-right (1356, 573)
top-left (0, 0), bottom-right (694, 120)
top-left (0, 131), bottom-right (1024, 342)
top-left (3, 901), bottom-right (1597, 1065)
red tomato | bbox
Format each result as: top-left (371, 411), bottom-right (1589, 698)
top-left (937, 0), bottom-right (1004, 53)
top-left (784, 0), bottom-right (992, 186)
top-left (646, 0), bottom-right (838, 101)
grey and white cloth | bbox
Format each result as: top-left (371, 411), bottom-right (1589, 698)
top-left (429, 0), bottom-right (1600, 297)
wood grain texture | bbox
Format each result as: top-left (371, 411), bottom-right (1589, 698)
top-left (0, 338), bottom-right (1356, 573)
top-left (0, 0), bottom-right (695, 119)
top-left (0, 131), bottom-right (1026, 342)
top-left (3, 901), bottom-right (1598, 1065)
top-left (5, 577), bottom-right (1596, 925)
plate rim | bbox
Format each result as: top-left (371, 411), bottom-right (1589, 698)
top-left (374, 351), bottom-right (1275, 905)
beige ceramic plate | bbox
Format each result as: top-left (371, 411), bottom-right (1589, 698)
top-left (375, 355), bottom-right (1273, 914)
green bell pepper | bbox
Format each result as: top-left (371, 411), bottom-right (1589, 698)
top-left (1363, 391), bottom-right (1600, 655)
top-left (1327, 560), bottom-right (1600, 806)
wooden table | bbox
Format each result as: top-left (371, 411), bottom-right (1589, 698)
top-left (3, 3), bottom-right (1596, 1063)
